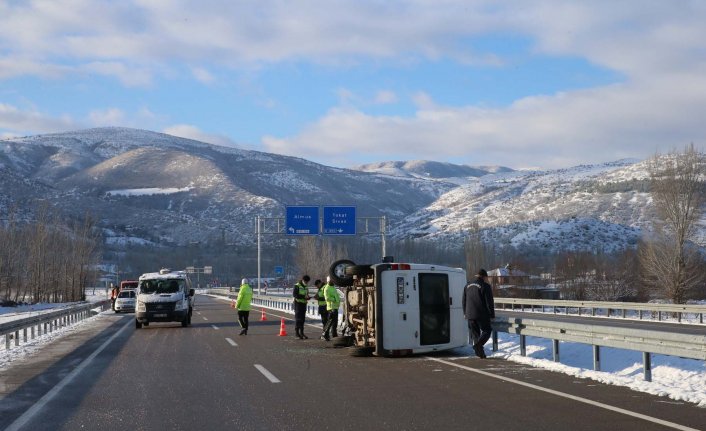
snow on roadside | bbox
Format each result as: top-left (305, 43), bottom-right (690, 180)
top-left (452, 333), bottom-right (706, 408)
top-left (0, 291), bottom-right (109, 325)
top-left (0, 308), bottom-right (112, 372)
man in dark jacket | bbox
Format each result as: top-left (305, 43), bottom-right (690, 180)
top-left (462, 269), bottom-right (495, 358)
top-left (292, 275), bottom-right (311, 339)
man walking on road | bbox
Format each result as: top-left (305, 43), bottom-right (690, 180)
top-left (293, 275), bottom-right (311, 339)
top-left (462, 269), bottom-right (495, 358)
top-left (321, 276), bottom-right (340, 341)
top-left (236, 278), bottom-right (253, 335)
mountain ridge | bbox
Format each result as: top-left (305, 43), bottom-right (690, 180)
top-left (2, 127), bottom-right (693, 253)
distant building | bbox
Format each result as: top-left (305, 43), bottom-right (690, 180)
top-left (487, 264), bottom-right (530, 288)
top-left (489, 264), bottom-right (559, 299)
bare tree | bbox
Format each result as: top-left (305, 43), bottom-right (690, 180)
top-left (464, 218), bottom-right (492, 277)
top-left (640, 145), bottom-right (706, 303)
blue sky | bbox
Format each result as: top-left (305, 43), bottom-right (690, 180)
top-left (1, 1), bottom-right (705, 169)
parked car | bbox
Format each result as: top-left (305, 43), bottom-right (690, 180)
top-left (115, 289), bottom-right (136, 313)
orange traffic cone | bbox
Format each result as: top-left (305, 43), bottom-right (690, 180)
top-left (278, 318), bottom-right (288, 336)
top-left (260, 308), bottom-right (267, 321)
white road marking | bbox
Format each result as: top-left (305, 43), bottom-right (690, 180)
top-left (202, 316), bottom-right (208, 321)
top-left (225, 338), bottom-right (238, 346)
top-left (211, 324), bottom-right (219, 330)
top-left (196, 311), bottom-right (201, 315)
top-left (254, 364), bottom-right (281, 383)
top-left (5, 318), bottom-right (133, 431)
top-left (425, 357), bottom-right (699, 431)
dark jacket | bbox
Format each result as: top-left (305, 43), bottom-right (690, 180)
top-left (462, 277), bottom-right (495, 320)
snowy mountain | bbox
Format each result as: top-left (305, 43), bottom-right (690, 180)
top-left (2, 127), bottom-right (694, 253)
top-left (0, 128), bottom-right (454, 245)
top-left (355, 160), bottom-right (512, 180)
top-left (387, 159), bottom-right (674, 253)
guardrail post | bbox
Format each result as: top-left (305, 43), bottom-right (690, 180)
top-left (5, 334), bottom-right (10, 350)
top-left (520, 335), bottom-right (526, 356)
top-left (643, 352), bottom-right (652, 382)
top-left (678, 312), bottom-right (682, 323)
top-left (23, 328), bottom-right (27, 343)
top-left (31, 326), bottom-right (35, 339)
top-left (552, 339), bottom-right (560, 362)
top-left (592, 308), bottom-right (596, 316)
top-left (492, 330), bottom-right (498, 352)
top-left (593, 345), bottom-right (601, 371)
top-left (622, 309), bottom-right (626, 318)
top-left (639, 310), bottom-right (642, 320)
top-left (14, 330), bottom-right (19, 346)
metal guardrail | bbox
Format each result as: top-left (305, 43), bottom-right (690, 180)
top-left (490, 315), bottom-right (706, 382)
top-left (495, 298), bottom-right (706, 324)
top-left (1, 300), bottom-right (111, 350)
top-left (204, 289), bottom-right (324, 316)
top-left (204, 291), bottom-right (704, 382)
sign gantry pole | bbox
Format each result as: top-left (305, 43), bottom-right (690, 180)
top-left (257, 215), bottom-right (262, 295)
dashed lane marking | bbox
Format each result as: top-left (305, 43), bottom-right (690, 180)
top-left (254, 364), bottom-right (281, 383)
top-left (225, 338), bottom-right (238, 346)
top-left (202, 316), bottom-right (208, 321)
top-left (211, 324), bottom-right (219, 330)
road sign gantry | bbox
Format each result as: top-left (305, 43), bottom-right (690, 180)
top-left (254, 206), bottom-right (386, 293)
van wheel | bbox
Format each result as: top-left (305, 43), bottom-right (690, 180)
top-left (143, 321), bottom-right (149, 327)
top-left (135, 320), bottom-right (142, 329)
top-left (345, 265), bottom-right (374, 277)
top-left (350, 346), bottom-right (374, 357)
top-left (329, 259), bottom-right (356, 286)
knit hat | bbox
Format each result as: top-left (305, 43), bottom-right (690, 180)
top-left (477, 269), bottom-right (488, 277)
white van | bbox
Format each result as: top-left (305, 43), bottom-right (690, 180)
top-left (329, 258), bottom-right (468, 356)
top-left (135, 269), bottom-right (194, 329)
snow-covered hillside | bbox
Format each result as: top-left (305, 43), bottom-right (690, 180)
top-left (389, 159), bottom-right (671, 252)
top-left (4, 128), bottom-right (700, 253)
top-left (0, 128), bottom-right (453, 246)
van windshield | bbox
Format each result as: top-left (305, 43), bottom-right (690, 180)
top-left (139, 279), bottom-right (184, 294)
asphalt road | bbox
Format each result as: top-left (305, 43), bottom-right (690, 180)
top-left (1, 295), bottom-right (704, 431)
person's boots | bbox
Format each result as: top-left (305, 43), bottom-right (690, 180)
top-left (296, 328), bottom-right (303, 339)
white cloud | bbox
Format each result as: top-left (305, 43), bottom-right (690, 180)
top-left (0, 103), bottom-right (77, 135)
top-left (374, 90), bottom-right (397, 105)
top-left (163, 124), bottom-right (239, 148)
top-left (262, 74), bottom-right (706, 168)
top-left (2, 1), bottom-right (706, 168)
top-left (88, 108), bottom-right (126, 126)
top-left (191, 67), bottom-right (215, 85)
